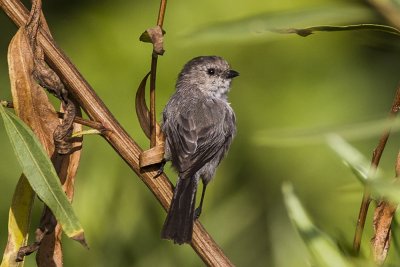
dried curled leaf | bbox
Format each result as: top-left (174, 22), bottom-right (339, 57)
top-left (53, 100), bottom-right (76, 154)
top-left (135, 72), bottom-right (151, 139)
top-left (135, 72), bottom-right (165, 167)
top-left (8, 27), bottom-right (59, 154)
top-left (25, 0), bottom-right (75, 155)
top-left (139, 144), bottom-right (165, 168)
top-left (139, 26), bottom-right (165, 55)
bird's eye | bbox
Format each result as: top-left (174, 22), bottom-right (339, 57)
top-left (207, 68), bottom-right (215, 75)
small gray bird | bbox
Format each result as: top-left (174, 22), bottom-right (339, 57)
top-left (160, 56), bottom-right (239, 244)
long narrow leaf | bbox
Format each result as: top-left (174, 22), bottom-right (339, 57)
top-left (327, 134), bottom-right (400, 204)
top-left (282, 183), bottom-right (354, 267)
top-left (326, 134), bottom-right (375, 183)
top-left (0, 105), bottom-right (86, 245)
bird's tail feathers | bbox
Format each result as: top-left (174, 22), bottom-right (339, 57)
top-left (161, 176), bottom-right (198, 244)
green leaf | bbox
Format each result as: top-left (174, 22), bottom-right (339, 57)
top-left (184, 4), bottom-right (373, 43)
top-left (326, 134), bottom-right (377, 184)
top-left (326, 134), bottom-right (400, 204)
top-left (0, 105), bottom-right (86, 246)
top-left (282, 183), bottom-right (354, 267)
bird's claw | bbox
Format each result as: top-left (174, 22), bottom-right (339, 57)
top-left (154, 160), bottom-right (166, 178)
top-left (194, 207), bottom-right (202, 220)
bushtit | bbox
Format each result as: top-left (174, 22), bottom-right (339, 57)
top-left (160, 56), bottom-right (239, 244)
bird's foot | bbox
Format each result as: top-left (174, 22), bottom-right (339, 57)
top-left (154, 160), bottom-right (166, 178)
top-left (194, 207), bottom-right (202, 220)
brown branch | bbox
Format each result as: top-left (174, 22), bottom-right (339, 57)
top-left (1, 101), bottom-right (104, 131)
top-left (156, 0), bottom-right (167, 27)
top-left (56, 112), bottom-right (104, 131)
top-left (353, 85), bottom-right (400, 253)
top-left (0, 0), bottom-right (233, 266)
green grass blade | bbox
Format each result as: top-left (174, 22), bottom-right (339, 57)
top-left (282, 183), bottom-right (354, 267)
top-left (326, 135), bottom-right (400, 204)
top-left (0, 105), bottom-right (86, 245)
top-left (326, 134), bottom-right (374, 184)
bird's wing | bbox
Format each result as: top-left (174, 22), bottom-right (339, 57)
top-left (164, 99), bottom-right (234, 179)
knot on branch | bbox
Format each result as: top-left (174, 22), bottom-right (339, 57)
top-left (140, 26), bottom-right (166, 55)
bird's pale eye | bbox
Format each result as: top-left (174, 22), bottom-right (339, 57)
top-left (207, 68), bottom-right (215, 75)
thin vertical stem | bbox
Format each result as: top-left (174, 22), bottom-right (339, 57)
top-left (150, 55), bottom-right (158, 147)
top-left (157, 0), bottom-right (167, 27)
top-left (353, 85), bottom-right (400, 253)
top-left (149, 0), bottom-right (167, 148)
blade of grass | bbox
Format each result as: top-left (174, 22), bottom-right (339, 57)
top-left (282, 182), bottom-right (354, 267)
top-left (326, 134), bottom-right (376, 184)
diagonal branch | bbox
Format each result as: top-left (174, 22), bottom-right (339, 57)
top-left (0, 0), bottom-right (233, 266)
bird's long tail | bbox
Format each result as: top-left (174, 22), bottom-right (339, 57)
top-left (161, 176), bottom-right (198, 244)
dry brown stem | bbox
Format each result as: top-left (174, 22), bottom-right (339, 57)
top-left (0, 0), bottom-right (234, 266)
top-left (353, 85), bottom-right (400, 263)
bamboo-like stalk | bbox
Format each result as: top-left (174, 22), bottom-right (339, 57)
top-left (0, 1), bottom-right (234, 266)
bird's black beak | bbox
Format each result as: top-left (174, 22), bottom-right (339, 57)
top-left (227, 70), bottom-right (239, 79)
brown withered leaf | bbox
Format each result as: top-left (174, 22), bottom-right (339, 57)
top-left (135, 72), bottom-right (151, 139)
top-left (8, 27), bottom-right (59, 154)
top-left (135, 72), bottom-right (165, 167)
top-left (26, 0), bottom-right (75, 155)
top-left (139, 26), bottom-right (165, 55)
top-left (139, 145), bottom-right (165, 168)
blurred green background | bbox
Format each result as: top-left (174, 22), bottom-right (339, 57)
top-left (1, 0), bottom-right (400, 266)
